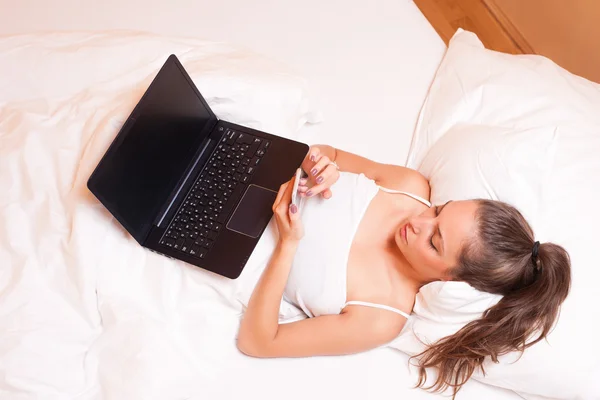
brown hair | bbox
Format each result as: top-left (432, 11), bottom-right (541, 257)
top-left (414, 199), bottom-right (571, 397)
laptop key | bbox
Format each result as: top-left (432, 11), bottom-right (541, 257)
top-left (189, 245), bottom-right (200, 256)
top-left (183, 238), bottom-right (195, 252)
top-left (218, 183), bottom-right (246, 223)
top-left (236, 133), bottom-right (254, 144)
top-left (241, 175), bottom-right (250, 184)
top-left (181, 242), bottom-right (190, 253)
top-left (226, 130), bottom-right (238, 145)
top-left (174, 238), bottom-right (184, 250)
top-left (207, 231), bottom-right (218, 241)
top-left (247, 139), bottom-right (261, 157)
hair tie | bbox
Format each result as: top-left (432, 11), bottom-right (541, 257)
top-left (531, 241), bottom-right (540, 270)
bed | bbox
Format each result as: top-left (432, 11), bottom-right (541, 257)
top-left (0, 1), bottom-right (526, 399)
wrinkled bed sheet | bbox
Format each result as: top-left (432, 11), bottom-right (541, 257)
top-left (0, 32), bottom-right (523, 400)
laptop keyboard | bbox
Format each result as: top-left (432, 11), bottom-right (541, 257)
top-left (159, 128), bottom-right (270, 258)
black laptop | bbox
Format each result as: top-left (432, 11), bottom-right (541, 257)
top-left (87, 55), bottom-right (308, 279)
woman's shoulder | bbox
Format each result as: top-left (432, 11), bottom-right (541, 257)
top-left (398, 169), bottom-right (430, 203)
top-left (343, 303), bottom-right (408, 339)
top-left (345, 276), bottom-right (417, 328)
top-left (373, 167), bottom-right (430, 204)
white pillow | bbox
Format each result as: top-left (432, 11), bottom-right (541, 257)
top-left (392, 29), bottom-right (600, 400)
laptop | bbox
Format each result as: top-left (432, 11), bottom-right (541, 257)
top-left (87, 54), bottom-right (309, 279)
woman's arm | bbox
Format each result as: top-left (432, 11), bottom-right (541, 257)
top-left (239, 306), bottom-right (406, 358)
top-left (301, 144), bottom-right (429, 200)
top-left (237, 237), bottom-right (406, 357)
top-left (237, 240), bottom-right (298, 350)
top-left (237, 174), bottom-right (406, 358)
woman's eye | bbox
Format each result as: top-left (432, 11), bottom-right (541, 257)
top-left (429, 236), bottom-right (437, 252)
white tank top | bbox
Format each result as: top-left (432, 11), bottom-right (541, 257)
top-left (283, 172), bottom-right (431, 319)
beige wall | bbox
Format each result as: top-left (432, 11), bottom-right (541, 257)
top-left (492, 0), bottom-right (600, 83)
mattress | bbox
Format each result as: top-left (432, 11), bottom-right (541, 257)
top-left (0, 1), bottom-right (523, 399)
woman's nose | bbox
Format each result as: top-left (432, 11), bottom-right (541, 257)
top-left (409, 216), bottom-right (434, 234)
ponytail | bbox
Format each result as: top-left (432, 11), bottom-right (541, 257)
top-left (413, 200), bottom-right (571, 398)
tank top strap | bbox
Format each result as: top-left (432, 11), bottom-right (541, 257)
top-left (343, 300), bottom-right (411, 319)
top-left (376, 185), bottom-right (432, 207)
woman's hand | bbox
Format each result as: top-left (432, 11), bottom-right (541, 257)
top-left (300, 146), bottom-right (340, 199)
top-left (272, 173), bottom-right (304, 245)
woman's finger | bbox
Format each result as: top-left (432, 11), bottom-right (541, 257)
top-left (308, 146), bottom-right (320, 163)
top-left (314, 161), bottom-right (339, 186)
top-left (272, 181), bottom-right (290, 212)
top-left (275, 175), bottom-right (296, 213)
top-left (308, 155), bottom-right (330, 179)
top-left (297, 184), bottom-right (309, 193)
top-left (321, 188), bottom-right (333, 199)
top-left (305, 165), bottom-right (338, 197)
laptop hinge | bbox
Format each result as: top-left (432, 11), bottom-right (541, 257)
top-left (152, 120), bottom-right (220, 231)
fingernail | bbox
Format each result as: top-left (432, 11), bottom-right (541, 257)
top-left (316, 176), bottom-right (324, 184)
top-left (306, 190), bottom-right (313, 197)
top-left (300, 178), bottom-right (307, 184)
top-left (311, 168), bottom-right (317, 176)
top-left (290, 204), bottom-right (298, 214)
top-left (310, 155), bottom-right (315, 162)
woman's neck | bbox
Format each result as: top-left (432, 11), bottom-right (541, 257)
top-left (383, 232), bottom-right (430, 290)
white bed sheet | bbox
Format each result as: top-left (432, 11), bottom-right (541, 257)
top-left (0, 1), bottom-right (524, 399)
top-left (0, 0), bottom-right (445, 164)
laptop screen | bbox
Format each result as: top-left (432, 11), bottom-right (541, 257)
top-left (88, 56), bottom-right (216, 243)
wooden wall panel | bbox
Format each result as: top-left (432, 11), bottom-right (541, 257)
top-left (486, 0), bottom-right (600, 83)
top-left (414, 0), bottom-right (600, 83)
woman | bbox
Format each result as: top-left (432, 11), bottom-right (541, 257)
top-left (237, 144), bottom-right (571, 396)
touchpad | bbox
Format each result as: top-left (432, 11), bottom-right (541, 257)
top-left (226, 185), bottom-right (277, 238)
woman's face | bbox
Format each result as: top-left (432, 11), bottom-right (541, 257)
top-left (394, 200), bottom-right (479, 282)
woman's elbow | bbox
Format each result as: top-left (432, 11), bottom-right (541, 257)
top-left (236, 334), bottom-right (270, 358)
